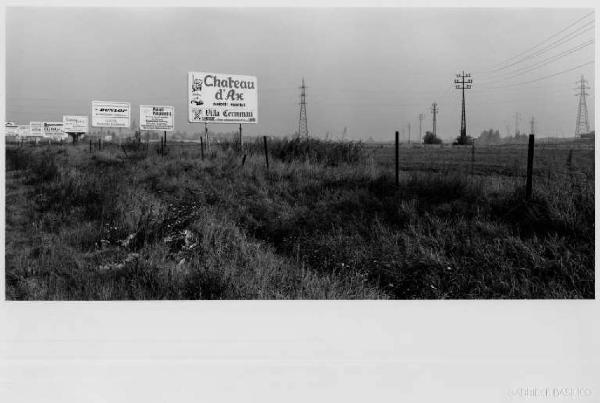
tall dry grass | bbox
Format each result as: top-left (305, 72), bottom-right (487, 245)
top-left (4, 139), bottom-right (594, 299)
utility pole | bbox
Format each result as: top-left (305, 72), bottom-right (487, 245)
top-left (454, 71), bottom-right (472, 144)
top-left (431, 103), bottom-right (439, 137)
top-left (298, 78), bottom-right (309, 137)
top-left (418, 113), bottom-right (424, 144)
top-left (574, 75), bottom-right (590, 137)
top-left (530, 116), bottom-right (535, 135)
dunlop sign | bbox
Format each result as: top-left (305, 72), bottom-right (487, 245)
top-left (188, 72), bottom-right (258, 124)
top-left (30, 122), bottom-right (43, 137)
top-left (92, 101), bottom-right (131, 128)
top-left (63, 115), bottom-right (89, 133)
top-left (140, 105), bottom-right (174, 131)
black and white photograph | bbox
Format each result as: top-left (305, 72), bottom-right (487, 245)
top-left (1, 2), bottom-right (599, 403)
top-left (2, 6), bottom-right (596, 300)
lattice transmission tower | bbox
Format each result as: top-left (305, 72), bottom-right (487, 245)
top-left (298, 78), bottom-right (309, 137)
top-left (574, 75), bottom-right (590, 137)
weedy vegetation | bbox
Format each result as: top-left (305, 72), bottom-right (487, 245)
top-left (4, 137), bottom-right (594, 299)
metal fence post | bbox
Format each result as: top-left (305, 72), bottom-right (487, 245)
top-left (525, 134), bottom-right (535, 200)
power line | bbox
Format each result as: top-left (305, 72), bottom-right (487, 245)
top-left (503, 39), bottom-right (593, 77)
top-left (478, 60), bottom-right (594, 90)
top-left (479, 38), bottom-right (594, 85)
top-left (488, 21), bottom-right (594, 73)
top-left (484, 11), bottom-right (594, 72)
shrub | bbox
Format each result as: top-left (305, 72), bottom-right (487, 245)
top-left (6, 148), bottom-right (32, 171)
top-left (269, 137), bottom-right (365, 166)
top-left (27, 151), bottom-right (59, 184)
top-left (423, 131), bottom-right (442, 145)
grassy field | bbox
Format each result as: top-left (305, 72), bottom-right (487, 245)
top-left (4, 137), bottom-right (595, 299)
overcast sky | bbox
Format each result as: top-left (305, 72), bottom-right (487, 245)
top-left (5, 7), bottom-right (596, 140)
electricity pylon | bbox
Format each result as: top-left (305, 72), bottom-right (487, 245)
top-left (574, 75), bottom-right (590, 137)
top-left (298, 78), bottom-right (309, 138)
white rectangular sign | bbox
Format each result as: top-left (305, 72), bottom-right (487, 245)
top-left (5, 125), bottom-right (18, 137)
top-left (91, 101), bottom-right (131, 128)
top-left (43, 122), bottom-right (66, 139)
top-left (17, 125), bottom-right (30, 137)
top-left (188, 72), bottom-right (258, 124)
top-left (140, 105), bottom-right (174, 131)
top-left (30, 122), bottom-right (43, 137)
top-left (63, 115), bottom-right (89, 133)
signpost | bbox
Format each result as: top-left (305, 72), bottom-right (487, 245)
top-left (188, 72), bottom-right (257, 160)
top-left (91, 101), bottom-right (131, 128)
top-left (30, 121), bottom-right (43, 137)
top-left (5, 124), bottom-right (18, 138)
top-left (63, 115), bottom-right (89, 143)
top-left (140, 105), bottom-right (174, 131)
top-left (43, 122), bottom-right (67, 141)
top-left (17, 125), bottom-right (30, 138)
top-left (63, 115), bottom-right (89, 133)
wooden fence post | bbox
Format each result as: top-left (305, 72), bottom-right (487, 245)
top-left (90, 139), bottom-right (92, 153)
top-left (263, 136), bottom-right (269, 169)
top-left (471, 139), bottom-right (475, 176)
top-left (395, 131), bottom-right (399, 187)
top-left (525, 134), bottom-right (535, 200)
top-left (163, 131), bottom-right (167, 156)
top-left (200, 138), bottom-right (204, 160)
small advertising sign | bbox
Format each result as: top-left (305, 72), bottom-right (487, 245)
top-left (91, 101), bottom-right (131, 128)
top-left (140, 105), bottom-right (174, 131)
top-left (63, 115), bottom-right (89, 133)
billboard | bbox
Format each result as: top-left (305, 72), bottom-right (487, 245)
top-left (17, 125), bottom-right (30, 137)
top-left (5, 124), bottom-right (18, 137)
top-left (30, 122), bottom-right (43, 137)
top-left (188, 72), bottom-right (258, 124)
top-left (43, 122), bottom-right (67, 139)
top-left (91, 101), bottom-right (131, 128)
top-left (63, 115), bottom-right (89, 133)
top-left (140, 105), bottom-right (174, 131)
